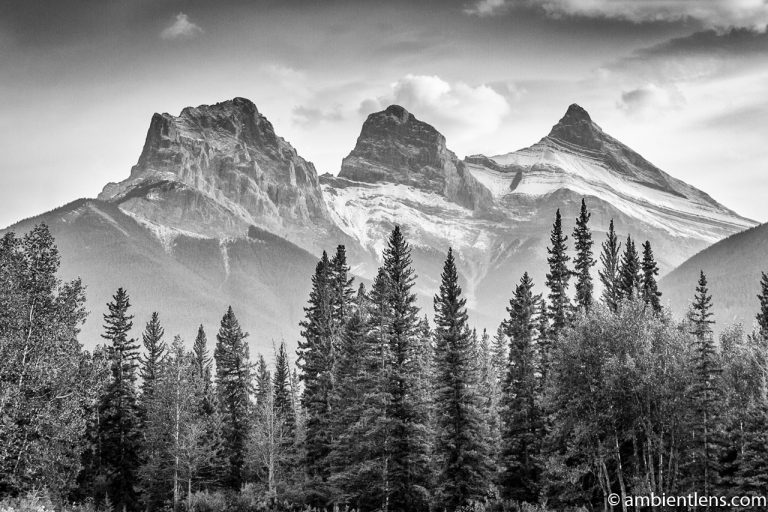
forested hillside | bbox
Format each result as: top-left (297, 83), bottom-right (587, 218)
top-left (2, 201), bottom-right (768, 512)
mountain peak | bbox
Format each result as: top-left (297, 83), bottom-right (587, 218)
top-left (380, 104), bottom-right (413, 123)
top-left (547, 103), bottom-right (603, 150)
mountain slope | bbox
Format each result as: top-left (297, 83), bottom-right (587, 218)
top-left (323, 103), bottom-right (755, 327)
top-left (660, 222), bottom-right (768, 330)
top-left (4, 199), bottom-right (318, 350)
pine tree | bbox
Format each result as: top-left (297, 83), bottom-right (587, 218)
top-left (99, 288), bottom-right (141, 512)
top-left (734, 403), bottom-right (768, 499)
top-left (383, 226), bottom-right (433, 512)
top-left (478, 329), bottom-right (502, 470)
top-left (432, 249), bottom-right (493, 510)
top-left (689, 271), bottom-right (720, 497)
top-left (297, 252), bottom-right (334, 504)
top-left (139, 312), bottom-right (167, 400)
top-left (346, 269), bottom-right (394, 510)
top-left (490, 324), bottom-right (508, 386)
top-left (546, 209), bottom-right (571, 335)
top-left (192, 325), bottom-right (213, 415)
top-left (255, 354), bottom-right (272, 408)
top-left (500, 273), bottom-right (542, 502)
top-left (618, 235), bottom-right (642, 301)
top-left (329, 245), bottom-right (355, 331)
top-left (274, 341), bottom-right (296, 446)
top-left (755, 272), bottom-right (768, 339)
top-left (572, 199), bottom-right (595, 311)
top-left (640, 241), bottom-right (662, 313)
top-left (214, 306), bottom-right (252, 489)
top-left (598, 219), bottom-right (622, 312)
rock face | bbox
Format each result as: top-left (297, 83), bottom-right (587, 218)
top-left (99, 97), bottom-right (335, 251)
top-left (338, 105), bottom-right (492, 211)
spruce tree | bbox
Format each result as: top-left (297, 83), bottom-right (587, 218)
top-left (572, 199), bottom-right (595, 311)
top-left (383, 226), bottom-right (433, 512)
top-left (99, 287), bottom-right (141, 512)
top-left (598, 219), bottom-right (622, 312)
top-left (329, 245), bottom-right (355, 331)
top-left (214, 306), bottom-right (252, 489)
top-left (139, 312), bottom-right (167, 400)
top-left (500, 273), bottom-right (542, 503)
top-left (274, 341), bottom-right (296, 445)
top-left (490, 323), bottom-right (508, 385)
top-left (546, 209), bottom-right (571, 335)
top-left (255, 354), bottom-right (272, 408)
top-left (618, 235), bottom-right (642, 300)
top-left (297, 252), bottom-right (334, 504)
top-left (478, 329), bottom-right (502, 468)
top-left (433, 248), bottom-right (493, 510)
top-left (689, 271), bottom-right (720, 497)
top-left (640, 241), bottom-right (662, 313)
top-left (192, 325), bottom-right (213, 415)
top-left (755, 272), bottom-right (768, 339)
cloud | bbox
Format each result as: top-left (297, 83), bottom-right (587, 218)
top-left (617, 83), bottom-right (685, 118)
top-left (465, 0), bottom-right (768, 30)
top-left (160, 13), bottom-right (203, 40)
top-left (464, 0), bottom-right (508, 17)
top-left (361, 74), bottom-right (511, 144)
top-left (292, 105), bottom-right (344, 126)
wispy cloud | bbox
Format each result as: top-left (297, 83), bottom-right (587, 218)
top-left (464, 0), bottom-right (508, 17)
top-left (160, 13), bottom-right (203, 40)
top-left (617, 83), bottom-right (685, 118)
top-left (465, 0), bottom-right (768, 30)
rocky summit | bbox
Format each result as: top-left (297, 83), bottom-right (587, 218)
top-left (4, 98), bottom-right (757, 349)
top-left (99, 97), bottom-right (338, 254)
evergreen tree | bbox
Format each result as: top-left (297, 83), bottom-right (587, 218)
top-left (689, 271), bottom-right (720, 496)
top-left (192, 325), bottom-right (213, 415)
top-left (598, 219), bottom-right (622, 312)
top-left (490, 323), bottom-right (508, 386)
top-left (297, 251), bottom-right (334, 504)
top-left (478, 329), bottom-right (502, 471)
top-left (546, 209), bottom-right (571, 334)
top-left (214, 306), bottom-right (252, 489)
top-left (99, 288), bottom-right (141, 512)
top-left (329, 245), bottom-right (355, 331)
top-left (500, 273), bottom-right (542, 502)
top-left (274, 341), bottom-right (296, 446)
top-left (572, 199), bottom-right (595, 311)
top-left (734, 403), bottom-right (768, 499)
top-left (640, 241), bottom-right (662, 313)
top-left (345, 269), bottom-right (394, 510)
top-left (433, 248), bottom-right (493, 510)
top-left (618, 235), bottom-right (642, 300)
top-left (755, 272), bottom-right (768, 339)
top-left (139, 312), bottom-right (167, 400)
top-left (383, 226), bottom-right (433, 512)
top-left (255, 354), bottom-right (272, 408)
top-left (536, 298), bottom-right (551, 384)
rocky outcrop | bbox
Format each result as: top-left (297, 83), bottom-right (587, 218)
top-left (338, 105), bottom-right (492, 211)
top-left (99, 97), bottom-right (334, 246)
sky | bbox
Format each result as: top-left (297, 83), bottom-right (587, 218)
top-left (1, 0), bottom-right (767, 227)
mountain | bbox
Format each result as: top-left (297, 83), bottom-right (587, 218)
top-left (4, 98), bottom-right (339, 350)
top-left (2, 98), bottom-right (756, 349)
top-left (660, 222), bottom-right (768, 331)
top-left (322, 103), bottom-right (755, 326)
top-left (98, 97), bottom-right (344, 254)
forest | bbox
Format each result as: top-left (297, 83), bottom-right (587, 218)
top-left (1, 199), bottom-right (768, 512)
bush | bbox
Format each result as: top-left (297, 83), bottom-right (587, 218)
top-left (0, 489), bottom-right (56, 512)
top-left (187, 490), bottom-right (227, 512)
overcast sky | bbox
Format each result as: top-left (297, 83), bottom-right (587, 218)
top-left (1, 0), bottom-right (767, 227)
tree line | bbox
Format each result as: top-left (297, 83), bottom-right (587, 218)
top-left (2, 199), bottom-right (768, 511)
